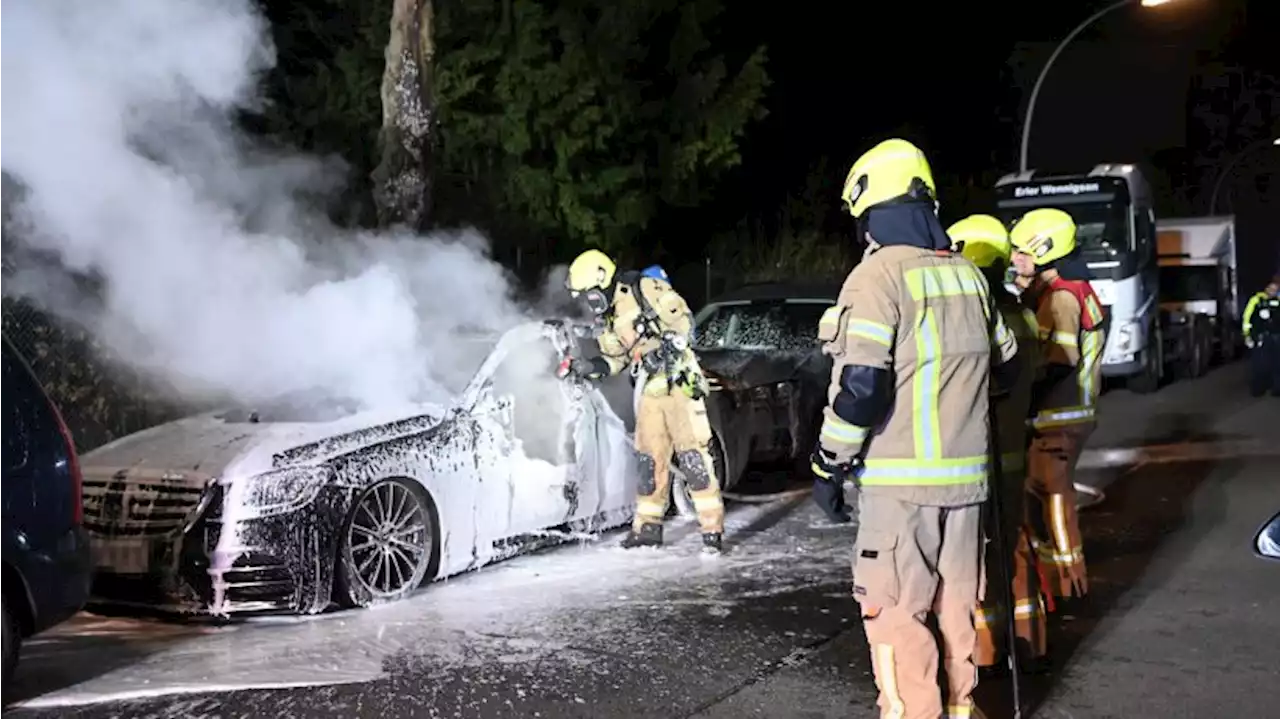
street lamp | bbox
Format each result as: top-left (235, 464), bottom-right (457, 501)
top-left (1208, 136), bottom-right (1280, 215)
top-left (1018, 0), bottom-right (1180, 172)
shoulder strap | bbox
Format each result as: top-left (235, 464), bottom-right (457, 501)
top-left (1048, 277), bottom-right (1106, 332)
top-left (623, 272), bottom-right (664, 339)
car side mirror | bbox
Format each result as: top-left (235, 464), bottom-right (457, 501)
top-left (1254, 512), bottom-right (1280, 562)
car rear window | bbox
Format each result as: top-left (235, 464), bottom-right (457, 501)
top-left (694, 300), bottom-right (833, 351)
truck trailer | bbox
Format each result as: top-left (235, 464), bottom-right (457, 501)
top-left (1156, 216), bottom-right (1241, 377)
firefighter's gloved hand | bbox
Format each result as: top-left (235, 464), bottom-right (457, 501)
top-left (1246, 335), bottom-right (1256, 349)
top-left (810, 446), bottom-right (849, 483)
top-left (556, 357), bottom-right (596, 382)
top-left (812, 475), bottom-right (851, 524)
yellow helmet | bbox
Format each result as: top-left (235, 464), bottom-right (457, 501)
top-left (840, 138), bottom-right (937, 218)
top-left (566, 249), bottom-right (618, 315)
top-left (566, 249), bottom-right (617, 293)
top-left (1009, 208), bottom-right (1077, 266)
top-left (948, 214), bottom-right (1011, 269)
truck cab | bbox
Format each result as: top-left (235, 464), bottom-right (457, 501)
top-left (994, 165), bottom-right (1163, 393)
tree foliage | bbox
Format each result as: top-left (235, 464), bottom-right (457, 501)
top-left (255, 0), bottom-right (768, 257)
top-left (708, 159), bottom-right (856, 286)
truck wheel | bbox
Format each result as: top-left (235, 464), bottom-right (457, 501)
top-left (1175, 324), bottom-right (1205, 381)
top-left (1129, 349), bottom-right (1160, 394)
top-left (1198, 329), bottom-right (1213, 376)
top-left (1217, 328), bottom-right (1237, 364)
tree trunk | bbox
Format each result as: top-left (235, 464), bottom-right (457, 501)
top-left (372, 0), bottom-right (435, 231)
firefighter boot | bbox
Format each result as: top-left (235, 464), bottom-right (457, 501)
top-left (701, 532), bottom-right (723, 556)
top-left (621, 522), bottom-right (663, 549)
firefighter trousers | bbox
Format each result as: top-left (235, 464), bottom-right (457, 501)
top-left (853, 493), bottom-right (984, 719)
top-left (1027, 427), bottom-right (1089, 599)
top-left (633, 392), bottom-right (724, 534)
top-left (974, 455), bottom-right (1047, 666)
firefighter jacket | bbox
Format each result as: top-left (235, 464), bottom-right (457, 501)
top-left (593, 276), bottom-right (707, 397)
top-left (1025, 276), bottom-right (1106, 430)
top-left (994, 299), bottom-right (1042, 475)
top-left (816, 245), bottom-right (1019, 507)
top-left (1243, 291), bottom-right (1280, 341)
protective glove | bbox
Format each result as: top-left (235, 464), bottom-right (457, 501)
top-left (812, 475), bottom-right (851, 524)
top-left (555, 357), bottom-right (597, 382)
top-left (810, 445), bottom-right (849, 484)
top-left (1246, 335), bottom-right (1256, 349)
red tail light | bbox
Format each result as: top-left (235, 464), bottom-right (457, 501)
top-left (47, 398), bottom-right (84, 524)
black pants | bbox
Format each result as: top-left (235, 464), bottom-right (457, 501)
top-left (1249, 339), bottom-right (1280, 396)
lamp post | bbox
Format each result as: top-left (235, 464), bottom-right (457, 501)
top-left (1208, 137), bottom-right (1280, 215)
top-left (1018, 0), bottom-right (1176, 173)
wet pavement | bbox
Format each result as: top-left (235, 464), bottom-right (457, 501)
top-left (5, 362), bottom-right (1279, 718)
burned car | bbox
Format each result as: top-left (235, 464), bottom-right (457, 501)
top-left (79, 321), bottom-right (640, 615)
top-left (689, 283), bottom-right (839, 498)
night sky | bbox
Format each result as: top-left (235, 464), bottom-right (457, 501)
top-left (697, 0), bottom-right (1277, 291)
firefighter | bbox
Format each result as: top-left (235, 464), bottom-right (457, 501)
top-left (1243, 277), bottom-right (1280, 397)
top-left (812, 139), bottom-right (1019, 719)
top-left (1008, 208), bottom-right (1106, 605)
top-left (560, 250), bottom-right (726, 554)
top-left (949, 214), bottom-right (1050, 677)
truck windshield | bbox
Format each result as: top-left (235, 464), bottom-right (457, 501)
top-left (996, 201), bottom-right (1131, 254)
top-left (1159, 266), bottom-right (1219, 302)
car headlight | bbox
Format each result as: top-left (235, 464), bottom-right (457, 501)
top-left (227, 466), bottom-right (331, 520)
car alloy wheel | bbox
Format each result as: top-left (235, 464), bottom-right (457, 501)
top-left (343, 479), bottom-right (434, 601)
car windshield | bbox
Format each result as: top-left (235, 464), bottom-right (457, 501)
top-left (996, 200), bottom-right (1131, 254)
top-left (694, 300), bottom-right (832, 351)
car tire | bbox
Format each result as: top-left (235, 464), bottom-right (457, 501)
top-left (2, 599), bottom-right (18, 687)
top-left (1128, 344), bottom-right (1161, 394)
top-left (670, 435), bottom-right (728, 521)
top-left (334, 478), bottom-right (439, 609)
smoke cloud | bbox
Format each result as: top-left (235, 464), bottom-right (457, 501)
top-left (1, 0), bottom-right (574, 413)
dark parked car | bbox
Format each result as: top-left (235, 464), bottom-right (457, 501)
top-left (2, 335), bottom-right (93, 685)
top-left (675, 283), bottom-right (839, 512)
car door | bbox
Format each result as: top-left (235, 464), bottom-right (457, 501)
top-left (462, 393), bottom-right (519, 558)
top-left (484, 332), bottom-right (581, 537)
top-left (577, 379), bottom-right (636, 523)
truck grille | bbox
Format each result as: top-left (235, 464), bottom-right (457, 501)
top-left (83, 468), bottom-right (215, 539)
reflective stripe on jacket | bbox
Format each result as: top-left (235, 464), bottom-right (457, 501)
top-left (816, 245), bottom-right (1017, 507)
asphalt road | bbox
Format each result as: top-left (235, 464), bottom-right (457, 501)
top-left (5, 362), bottom-right (1279, 719)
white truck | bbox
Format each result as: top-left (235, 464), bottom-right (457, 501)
top-left (1156, 216), bottom-right (1242, 378)
top-left (995, 165), bottom-right (1165, 393)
